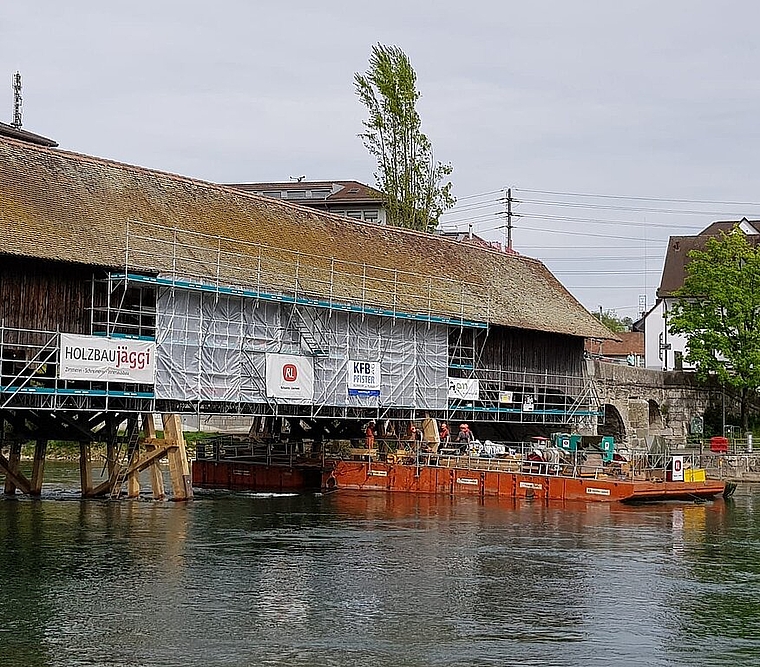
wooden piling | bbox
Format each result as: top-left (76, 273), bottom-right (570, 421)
top-left (142, 414), bottom-right (165, 500)
top-left (0, 441), bottom-right (31, 495)
top-left (127, 416), bottom-right (141, 498)
top-left (30, 438), bottom-right (47, 496)
top-left (162, 413), bottom-right (193, 500)
top-left (79, 441), bottom-right (93, 497)
top-left (4, 441), bottom-right (22, 495)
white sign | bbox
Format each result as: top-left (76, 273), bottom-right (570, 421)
top-left (265, 354), bottom-right (314, 401)
top-left (586, 487), bottom-right (611, 496)
top-left (59, 334), bottom-right (156, 384)
top-left (348, 360), bottom-right (380, 397)
top-left (448, 377), bottom-right (480, 400)
top-left (522, 395), bottom-right (535, 412)
top-left (456, 478), bottom-right (479, 485)
top-left (499, 391), bottom-right (514, 404)
top-left (519, 481), bottom-right (543, 490)
top-left (672, 455), bottom-right (684, 482)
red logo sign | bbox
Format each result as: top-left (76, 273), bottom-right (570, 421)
top-left (282, 364), bottom-right (298, 382)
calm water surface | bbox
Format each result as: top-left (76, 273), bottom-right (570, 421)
top-left (2, 463), bottom-right (760, 667)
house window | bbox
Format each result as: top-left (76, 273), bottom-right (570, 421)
top-left (346, 210), bottom-right (363, 220)
top-left (363, 210), bottom-right (379, 222)
top-left (263, 191), bottom-right (284, 198)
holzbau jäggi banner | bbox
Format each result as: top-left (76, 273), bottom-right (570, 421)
top-left (59, 334), bottom-right (156, 384)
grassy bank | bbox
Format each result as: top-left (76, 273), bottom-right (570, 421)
top-left (18, 431), bottom-right (213, 461)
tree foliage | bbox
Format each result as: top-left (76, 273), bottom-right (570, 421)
top-left (668, 228), bottom-right (760, 429)
top-left (599, 310), bottom-right (633, 333)
top-left (355, 44), bottom-right (454, 232)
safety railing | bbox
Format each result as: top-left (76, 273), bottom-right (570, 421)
top-left (123, 219), bottom-right (492, 327)
top-left (0, 323), bottom-right (154, 412)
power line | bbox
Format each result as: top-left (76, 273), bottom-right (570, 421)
top-left (551, 269), bottom-right (654, 275)
top-left (442, 200), bottom-right (504, 215)
top-left (451, 188), bottom-right (504, 201)
top-left (516, 187), bottom-right (760, 208)
top-left (519, 212), bottom-right (704, 230)
top-left (540, 255), bottom-right (662, 261)
top-left (517, 197), bottom-right (759, 217)
top-left (516, 224), bottom-right (668, 241)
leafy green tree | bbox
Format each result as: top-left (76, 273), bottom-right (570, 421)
top-left (668, 228), bottom-right (760, 431)
top-left (355, 43), bottom-right (454, 232)
top-left (598, 310), bottom-right (633, 333)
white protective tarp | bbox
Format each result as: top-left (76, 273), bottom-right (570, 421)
top-left (155, 288), bottom-right (448, 410)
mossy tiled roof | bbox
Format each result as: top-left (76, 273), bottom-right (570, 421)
top-left (0, 137), bottom-right (612, 339)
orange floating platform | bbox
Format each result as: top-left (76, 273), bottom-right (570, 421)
top-left (192, 456), bottom-right (726, 503)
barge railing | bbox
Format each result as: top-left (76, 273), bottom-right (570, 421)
top-left (195, 437), bottom-right (710, 483)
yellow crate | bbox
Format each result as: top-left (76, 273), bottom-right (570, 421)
top-left (685, 468), bottom-right (706, 482)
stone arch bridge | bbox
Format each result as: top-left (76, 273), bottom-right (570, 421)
top-left (590, 360), bottom-right (729, 447)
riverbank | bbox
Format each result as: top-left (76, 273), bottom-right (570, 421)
top-left (14, 431), bottom-right (212, 461)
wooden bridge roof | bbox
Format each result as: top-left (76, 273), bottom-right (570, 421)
top-left (0, 137), bottom-right (613, 339)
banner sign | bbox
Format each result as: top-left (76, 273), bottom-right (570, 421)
top-left (499, 391), bottom-right (514, 404)
top-left (265, 354), bottom-right (314, 400)
top-left (348, 360), bottom-right (380, 397)
top-left (448, 377), bottom-right (480, 401)
top-left (671, 455), bottom-right (684, 482)
top-left (59, 334), bottom-right (156, 384)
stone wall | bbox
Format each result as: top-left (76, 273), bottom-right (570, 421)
top-left (591, 360), bottom-right (730, 447)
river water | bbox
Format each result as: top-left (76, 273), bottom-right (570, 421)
top-left (1, 463), bottom-right (760, 667)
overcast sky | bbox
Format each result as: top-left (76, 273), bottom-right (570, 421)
top-left (4, 1), bottom-right (760, 320)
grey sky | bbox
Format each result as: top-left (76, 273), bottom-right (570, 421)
top-left (3, 1), bottom-right (760, 321)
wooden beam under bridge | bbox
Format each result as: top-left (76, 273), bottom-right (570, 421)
top-left (0, 411), bottom-right (193, 501)
top-left (0, 448), bottom-right (31, 495)
top-left (89, 441), bottom-right (177, 498)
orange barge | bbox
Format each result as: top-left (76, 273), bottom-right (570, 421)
top-left (192, 448), bottom-right (728, 503)
top-left (324, 458), bottom-right (727, 502)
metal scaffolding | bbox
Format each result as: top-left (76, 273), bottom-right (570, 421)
top-left (0, 221), bottom-right (602, 425)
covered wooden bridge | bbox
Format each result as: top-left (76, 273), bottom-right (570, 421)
top-left (0, 135), bottom-right (612, 498)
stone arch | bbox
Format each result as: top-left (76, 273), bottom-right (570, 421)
top-left (598, 403), bottom-right (627, 441)
top-left (648, 399), bottom-right (663, 428)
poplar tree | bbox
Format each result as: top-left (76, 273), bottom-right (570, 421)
top-left (668, 228), bottom-right (760, 431)
top-left (354, 44), bottom-right (454, 232)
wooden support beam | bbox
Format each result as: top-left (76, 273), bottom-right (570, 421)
top-left (128, 443), bottom-right (175, 475)
top-left (142, 414), bottom-right (165, 500)
top-left (79, 441), bottom-right (93, 497)
top-left (89, 443), bottom-right (175, 497)
top-left (54, 412), bottom-right (98, 442)
top-left (0, 448), bottom-right (31, 495)
top-left (106, 435), bottom-right (117, 481)
top-left (30, 438), bottom-right (47, 496)
top-left (162, 413), bottom-right (193, 500)
top-left (127, 416), bottom-right (140, 499)
top-left (3, 441), bottom-right (23, 495)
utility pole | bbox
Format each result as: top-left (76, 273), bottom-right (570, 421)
top-left (12, 72), bottom-right (22, 129)
top-left (506, 187), bottom-right (513, 250)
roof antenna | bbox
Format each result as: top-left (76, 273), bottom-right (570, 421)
top-left (290, 175), bottom-right (306, 182)
top-left (11, 71), bottom-right (22, 128)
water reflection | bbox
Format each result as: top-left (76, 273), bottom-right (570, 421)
top-left (1, 469), bottom-right (759, 666)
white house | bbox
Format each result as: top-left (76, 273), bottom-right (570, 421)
top-left (643, 218), bottom-right (760, 370)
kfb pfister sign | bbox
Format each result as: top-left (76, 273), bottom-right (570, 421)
top-left (265, 353), bottom-right (314, 401)
top-left (59, 333), bottom-right (156, 384)
top-left (348, 360), bottom-right (380, 398)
